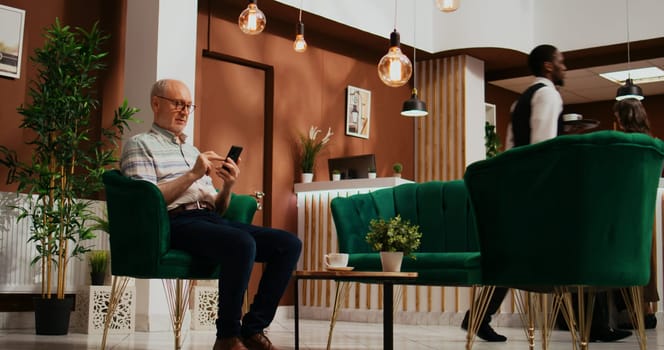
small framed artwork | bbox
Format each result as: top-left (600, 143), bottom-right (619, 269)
top-left (0, 4), bottom-right (26, 79)
top-left (345, 85), bottom-right (371, 139)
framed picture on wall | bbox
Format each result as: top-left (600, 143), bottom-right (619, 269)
top-left (345, 85), bottom-right (371, 139)
top-left (0, 4), bottom-right (26, 79)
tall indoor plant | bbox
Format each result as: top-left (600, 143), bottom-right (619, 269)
top-left (0, 19), bottom-right (137, 334)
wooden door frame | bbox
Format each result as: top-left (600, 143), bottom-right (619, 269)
top-left (201, 49), bottom-right (274, 227)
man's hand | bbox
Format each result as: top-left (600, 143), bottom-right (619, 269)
top-left (213, 156), bottom-right (241, 214)
top-left (193, 151), bottom-right (225, 178)
top-left (215, 156), bottom-right (241, 189)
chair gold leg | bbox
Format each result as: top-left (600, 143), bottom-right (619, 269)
top-left (573, 287), bottom-right (595, 350)
top-left (326, 281), bottom-right (350, 350)
top-left (101, 276), bottom-right (130, 350)
top-left (555, 287), bottom-right (579, 350)
top-left (163, 279), bottom-right (194, 350)
top-left (513, 290), bottom-right (536, 350)
top-left (621, 286), bottom-right (647, 350)
top-left (466, 285), bottom-right (495, 350)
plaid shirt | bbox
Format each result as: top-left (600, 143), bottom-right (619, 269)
top-left (120, 124), bottom-right (217, 210)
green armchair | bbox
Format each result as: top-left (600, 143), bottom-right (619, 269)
top-left (464, 131), bottom-right (664, 349)
top-left (100, 170), bottom-right (258, 349)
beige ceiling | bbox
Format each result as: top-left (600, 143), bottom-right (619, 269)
top-left (489, 57), bottom-right (664, 105)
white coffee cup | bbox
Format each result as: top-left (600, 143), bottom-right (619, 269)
top-left (324, 253), bottom-right (349, 268)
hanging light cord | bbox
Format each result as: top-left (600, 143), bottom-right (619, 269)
top-left (625, 0), bottom-right (631, 76)
top-left (393, 0), bottom-right (398, 30)
top-left (298, 0), bottom-right (303, 22)
top-left (413, 2), bottom-right (417, 89)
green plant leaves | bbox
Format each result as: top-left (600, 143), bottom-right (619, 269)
top-left (365, 215), bottom-right (422, 258)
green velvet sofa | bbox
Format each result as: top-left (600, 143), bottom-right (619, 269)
top-left (330, 180), bottom-right (481, 286)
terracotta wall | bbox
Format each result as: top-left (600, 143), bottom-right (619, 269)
top-left (0, 0), bottom-right (126, 192)
top-left (195, 4), bottom-right (413, 233)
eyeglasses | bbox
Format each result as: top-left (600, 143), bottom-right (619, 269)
top-left (156, 96), bottom-right (197, 114)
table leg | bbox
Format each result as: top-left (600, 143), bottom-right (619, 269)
top-left (384, 282), bottom-right (394, 350)
top-left (294, 277), bottom-right (300, 350)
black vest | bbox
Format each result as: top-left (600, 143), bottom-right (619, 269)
top-left (511, 83), bottom-right (563, 147)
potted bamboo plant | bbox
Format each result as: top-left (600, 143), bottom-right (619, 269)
top-left (365, 215), bottom-right (422, 272)
top-left (0, 19), bottom-right (137, 335)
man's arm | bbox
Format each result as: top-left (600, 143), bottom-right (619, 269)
top-left (530, 87), bottom-right (563, 144)
top-left (212, 157), bottom-right (240, 214)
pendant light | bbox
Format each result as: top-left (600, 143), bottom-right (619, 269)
top-left (238, 0), bottom-right (266, 35)
top-left (293, 0), bottom-right (307, 53)
top-left (377, 0), bottom-right (412, 87)
top-left (401, 3), bottom-right (427, 117)
top-left (435, 0), bottom-right (460, 13)
top-left (615, 0), bottom-right (644, 101)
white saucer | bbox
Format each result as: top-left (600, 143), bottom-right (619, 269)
top-left (325, 266), bottom-right (354, 271)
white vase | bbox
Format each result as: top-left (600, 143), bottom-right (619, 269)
top-left (368, 172), bottom-right (377, 179)
top-left (380, 251), bottom-right (403, 272)
top-left (301, 173), bottom-right (314, 183)
top-left (332, 174), bottom-right (341, 181)
top-left (393, 173), bottom-right (401, 178)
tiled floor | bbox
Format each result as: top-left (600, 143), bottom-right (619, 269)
top-left (1, 316), bottom-right (663, 350)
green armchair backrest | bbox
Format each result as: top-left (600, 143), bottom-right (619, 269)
top-left (102, 169), bottom-right (258, 279)
top-left (464, 131), bottom-right (664, 288)
top-left (330, 180), bottom-right (479, 254)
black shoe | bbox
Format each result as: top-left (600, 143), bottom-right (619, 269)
top-left (589, 328), bottom-right (632, 342)
top-left (461, 312), bottom-right (507, 342)
top-left (619, 313), bottom-right (657, 330)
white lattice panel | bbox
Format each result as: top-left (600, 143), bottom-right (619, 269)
top-left (71, 285), bottom-right (135, 334)
top-left (192, 286), bottom-right (218, 330)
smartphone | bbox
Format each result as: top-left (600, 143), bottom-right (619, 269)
top-left (225, 145), bottom-right (243, 163)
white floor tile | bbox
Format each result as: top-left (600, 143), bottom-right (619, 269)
top-left (0, 318), bottom-right (662, 350)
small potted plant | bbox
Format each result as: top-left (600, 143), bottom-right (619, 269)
top-left (368, 166), bottom-right (377, 179)
top-left (365, 215), bottom-right (422, 272)
top-left (392, 162), bottom-right (403, 177)
top-left (88, 250), bottom-right (109, 286)
top-left (332, 169), bottom-right (341, 181)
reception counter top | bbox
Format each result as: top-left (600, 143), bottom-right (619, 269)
top-left (294, 177), bottom-right (413, 194)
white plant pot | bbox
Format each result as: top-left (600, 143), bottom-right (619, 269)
top-left (301, 173), bottom-right (314, 183)
top-left (332, 174), bottom-right (341, 181)
top-left (380, 251), bottom-right (404, 272)
top-left (368, 172), bottom-right (377, 179)
top-left (393, 173), bottom-right (401, 178)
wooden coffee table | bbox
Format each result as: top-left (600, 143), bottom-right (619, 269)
top-left (293, 270), bottom-right (418, 350)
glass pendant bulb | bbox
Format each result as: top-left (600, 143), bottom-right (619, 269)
top-left (435, 0), bottom-right (460, 12)
top-left (377, 30), bottom-right (412, 88)
top-left (293, 22), bottom-right (307, 53)
top-left (238, 0), bottom-right (266, 35)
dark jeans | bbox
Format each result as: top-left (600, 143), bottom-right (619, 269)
top-left (481, 287), bottom-right (509, 325)
top-left (169, 210), bottom-right (302, 338)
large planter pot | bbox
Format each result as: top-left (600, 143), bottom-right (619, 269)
top-left (33, 297), bottom-right (74, 335)
top-left (380, 251), bottom-right (404, 272)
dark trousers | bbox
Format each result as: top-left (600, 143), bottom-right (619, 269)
top-left (170, 210), bottom-right (302, 338)
top-left (481, 287), bottom-right (509, 324)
